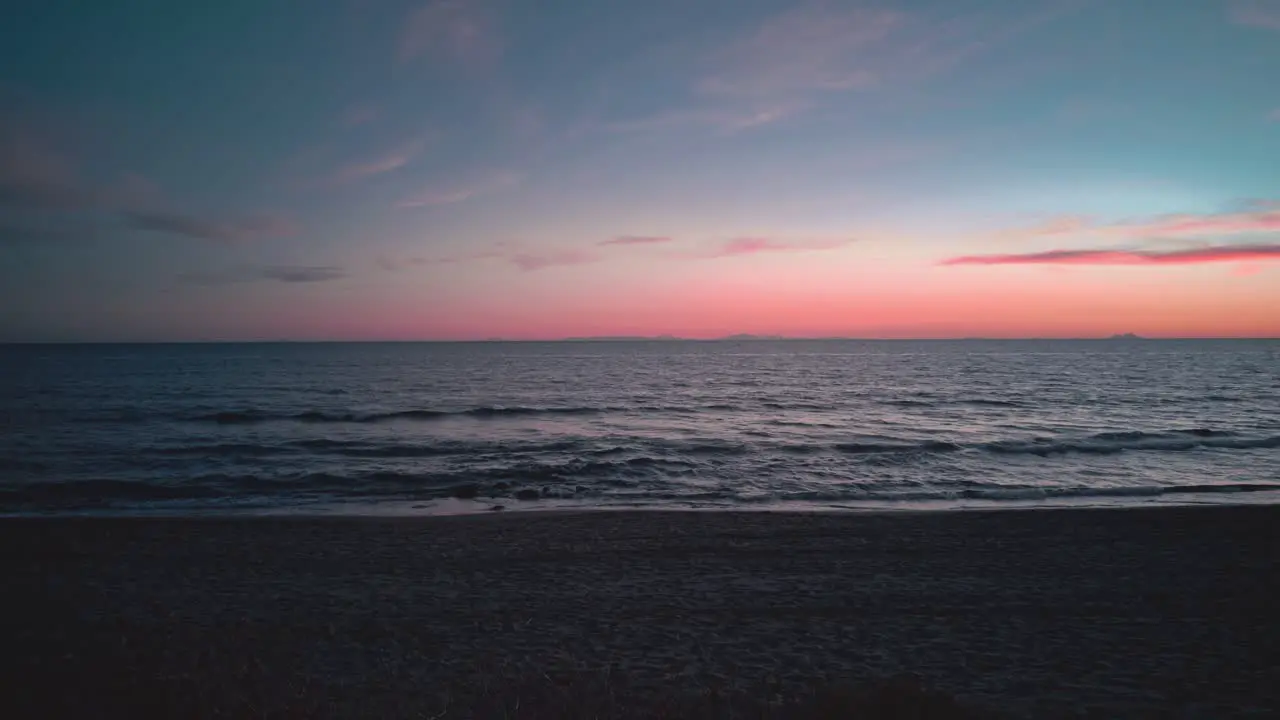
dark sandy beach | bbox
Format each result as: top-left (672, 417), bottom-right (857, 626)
top-left (5, 506), bottom-right (1279, 718)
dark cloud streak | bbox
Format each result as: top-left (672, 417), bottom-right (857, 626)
top-left (126, 211), bottom-right (299, 244)
top-left (180, 265), bottom-right (347, 285)
top-left (599, 235), bottom-right (673, 246)
top-left (941, 244), bottom-right (1280, 266)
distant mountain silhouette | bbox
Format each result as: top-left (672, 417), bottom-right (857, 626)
top-left (1108, 333), bottom-right (1146, 340)
top-left (562, 335), bottom-right (682, 342)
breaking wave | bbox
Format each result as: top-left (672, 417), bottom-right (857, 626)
top-left (5, 473), bottom-right (1279, 509)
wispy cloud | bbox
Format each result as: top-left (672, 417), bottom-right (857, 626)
top-left (606, 1), bottom-right (1077, 135)
top-left (377, 247), bottom-right (510, 271)
top-left (602, 103), bottom-right (804, 134)
top-left (340, 103), bottom-right (381, 127)
top-left (126, 211), bottom-right (299, 244)
top-left (997, 206), bottom-right (1280, 242)
top-left (400, 0), bottom-right (501, 66)
top-left (377, 255), bottom-right (432, 272)
top-left (329, 137), bottom-right (427, 185)
top-left (393, 244), bottom-right (601, 272)
top-left (99, 173), bottom-right (165, 211)
top-left (259, 265), bottom-right (346, 283)
top-left (0, 132), bottom-right (91, 210)
top-left (1230, 0), bottom-right (1280, 29)
top-left (1237, 198), bottom-right (1280, 212)
top-left (181, 265), bottom-right (347, 285)
top-left (1269, 108), bottom-right (1280, 122)
top-left (941, 244), bottom-right (1280, 266)
top-left (0, 223), bottom-right (75, 245)
top-left (398, 170), bottom-right (520, 208)
top-left (383, 235), bottom-right (846, 272)
top-left (698, 5), bottom-right (902, 101)
top-left (509, 249), bottom-right (599, 271)
top-left (699, 236), bottom-right (854, 258)
top-left (598, 235), bottom-right (673, 247)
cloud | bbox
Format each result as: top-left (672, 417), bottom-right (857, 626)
top-left (259, 265), bottom-right (346, 283)
top-left (598, 235), bottom-right (673, 247)
top-left (1230, 0), bottom-right (1280, 29)
top-left (1236, 198), bottom-right (1280, 212)
top-left (509, 249), bottom-right (599, 271)
top-left (940, 244), bottom-right (1280, 266)
top-left (99, 173), bottom-right (165, 211)
top-left (998, 206), bottom-right (1280, 242)
top-left (181, 265), bottom-right (347, 285)
top-left (0, 125), bottom-right (300, 259)
top-left (0, 223), bottom-right (74, 246)
top-left (377, 255), bottom-right (431, 271)
top-left (377, 247), bottom-right (510, 270)
top-left (0, 132), bottom-right (91, 210)
top-left (126, 211), bottom-right (299, 244)
top-left (398, 170), bottom-right (519, 207)
top-left (340, 104), bottom-right (381, 127)
top-left (329, 138), bottom-right (427, 185)
top-left (603, 103), bottom-right (804, 134)
top-left (1270, 108), bottom-right (1280, 122)
top-left (400, 0), bottom-right (501, 66)
top-left (700, 236), bottom-right (854, 258)
top-left (602, 1), bottom-right (1077, 137)
top-left (698, 5), bottom-right (902, 101)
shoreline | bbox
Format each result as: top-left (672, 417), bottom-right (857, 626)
top-left (7, 504), bottom-right (1279, 717)
top-left (6, 484), bottom-right (1280, 519)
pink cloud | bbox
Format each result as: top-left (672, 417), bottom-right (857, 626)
top-left (340, 104), bottom-right (381, 127)
top-left (1237, 198), bottom-right (1280, 212)
top-left (695, 0), bottom-right (1066, 103)
top-left (1001, 206), bottom-right (1280, 242)
top-left (702, 236), bottom-right (854, 258)
top-left (941, 244), bottom-right (1280, 266)
top-left (329, 138), bottom-right (426, 185)
top-left (398, 170), bottom-right (519, 208)
top-left (510, 249), bottom-right (599, 271)
top-left (598, 235), bottom-right (673, 247)
top-left (1230, 0), bottom-right (1280, 29)
top-left (99, 173), bottom-right (164, 211)
top-left (698, 5), bottom-right (901, 100)
top-left (1269, 108), bottom-right (1280, 122)
top-left (1232, 263), bottom-right (1267, 277)
top-left (400, 0), bottom-right (501, 66)
top-left (0, 130), bottom-right (165, 215)
top-left (603, 103), bottom-right (804, 134)
top-left (0, 131), bottom-right (89, 209)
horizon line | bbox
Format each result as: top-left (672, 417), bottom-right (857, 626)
top-left (4, 335), bottom-right (1280, 345)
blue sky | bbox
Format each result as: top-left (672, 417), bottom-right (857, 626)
top-left (2, 0), bottom-right (1279, 340)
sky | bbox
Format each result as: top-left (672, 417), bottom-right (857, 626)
top-left (1, 0), bottom-right (1279, 341)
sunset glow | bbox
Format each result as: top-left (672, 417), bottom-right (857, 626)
top-left (2, 0), bottom-right (1279, 341)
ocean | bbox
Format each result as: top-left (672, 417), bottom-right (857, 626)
top-left (2, 339), bottom-right (1279, 515)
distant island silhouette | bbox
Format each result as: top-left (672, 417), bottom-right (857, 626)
top-left (1108, 333), bottom-right (1146, 340)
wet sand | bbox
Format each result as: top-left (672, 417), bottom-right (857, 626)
top-left (5, 506), bottom-right (1279, 718)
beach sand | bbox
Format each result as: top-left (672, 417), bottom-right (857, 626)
top-left (5, 506), bottom-right (1279, 718)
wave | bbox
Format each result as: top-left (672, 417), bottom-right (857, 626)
top-left (748, 483), bottom-right (1280, 504)
top-left (184, 401), bottom-right (867, 425)
top-left (881, 398), bottom-right (1026, 409)
top-left (6, 474), bottom-right (1279, 509)
top-left (769, 430), bottom-right (1279, 457)
top-left (980, 430), bottom-right (1280, 456)
top-left (834, 440), bottom-right (962, 454)
top-left (193, 406), bottom-right (608, 425)
top-left (116, 428), bottom-right (1280, 464)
